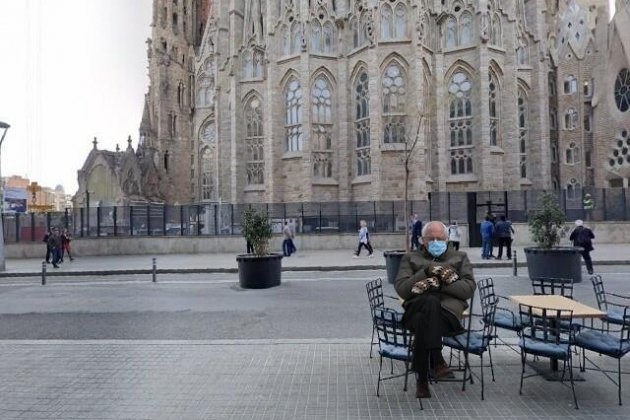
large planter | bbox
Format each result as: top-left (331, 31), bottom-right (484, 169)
top-left (383, 250), bottom-right (406, 284)
top-left (523, 246), bottom-right (583, 283)
top-left (236, 253), bottom-right (283, 289)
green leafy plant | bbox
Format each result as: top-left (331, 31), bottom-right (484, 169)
top-left (528, 192), bottom-right (566, 248)
top-left (242, 207), bottom-right (273, 256)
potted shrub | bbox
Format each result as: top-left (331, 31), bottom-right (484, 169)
top-left (524, 192), bottom-right (583, 283)
top-left (236, 207), bottom-right (283, 289)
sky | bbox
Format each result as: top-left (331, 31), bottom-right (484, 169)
top-left (0, 1), bottom-right (618, 198)
top-left (0, 0), bottom-right (152, 196)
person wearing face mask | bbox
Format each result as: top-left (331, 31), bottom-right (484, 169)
top-left (394, 221), bottom-right (476, 399)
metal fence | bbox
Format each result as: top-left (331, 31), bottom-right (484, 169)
top-left (2, 188), bottom-right (628, 243)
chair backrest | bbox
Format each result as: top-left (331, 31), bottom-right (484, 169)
top-left (590, 274), bottom-right (608, 311)
top-left (477, 277), bottom-right (495, 306)
top-left (366, 278), bottom-right (385, 317)
top-left (519, 304), bottom-right (573, 345)
top-left (477, 278), bottom-right (499, 344)
top-left (374, 307), bottom-right (411, 349)
top-left (531, 277), bottom-right (574, 299)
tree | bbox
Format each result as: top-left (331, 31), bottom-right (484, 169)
top-left (402, 114), bottom-right (428, 252)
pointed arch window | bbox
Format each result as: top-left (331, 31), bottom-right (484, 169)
top-left (201, 148), bottom-right (213, 201)
top-left (489, 71), bottom-right (499, 146)
top-left (282, 24), bottom-right (291, 55)
top-left (394, 4), bottom-right (407, 38)
top-left (245, 97), bottom-right (264, 185)
top-left (566, 142), bottom-right (581, 165)
top-left (323, 22), bottom-right (334, 53)
top-left (291, 22), bottom-right (302, 54)
top-left (197, 75), bottom-right (213, 108)
top-left (253, 50), bottom-right (264, 78)
top-left (460, 12), bottom-right (473, 45)
top-left (566, 178), bottom-right (582, 200)
top-left (311, 20), bottom-right (322, 52)
top-left (382, 63), bottom-right (407, 143)
top-left (565, 108), bottom-right (578, 130)
top-left (355, 71), bottom-right (371, 176)
top-left (518, 89), bottom-right (529, 178)
top-left (311, 77), bottom-right (334, 178)
top-left (490, 13), bottom-right (501, 46)
top-left (381, 4), bottom-right (393, 39)
top-left (517, 39), bottom-right (529, 65)
top-left (446, 17), bottom-right (457, 49)
top-left (285, 78), bottom-right (304, 152)
top-left (448, 71), bottom-right (474, 175)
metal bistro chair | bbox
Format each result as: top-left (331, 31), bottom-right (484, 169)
top-left (366, 278), bottom-right (403, 358)
top-left (573, 276), bottom-right (630, 405)
top-left (518, 304), bottom-right (579, 409)
top-left (591, 274), bottom-right (630, 327)
top-left (442, 283), bottom-right (497, 400)
top-left (531, 277), bottom-right (575, 298)
top-left (373, 307), bottom-right (419, 408)
top-left (477, 277), bottom-right (523, 351)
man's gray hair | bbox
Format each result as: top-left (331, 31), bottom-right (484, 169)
top-left (421, 221), bottom-right (449, 238)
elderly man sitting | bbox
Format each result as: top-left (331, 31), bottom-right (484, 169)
top-left (395, 221), bottom-right (476, 398)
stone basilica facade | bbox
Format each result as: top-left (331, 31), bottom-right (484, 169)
top-left (75, 0), bottom-right (630, 207)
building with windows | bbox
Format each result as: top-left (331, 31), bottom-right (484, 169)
top-left (75, 0), bottom-right (630, 206)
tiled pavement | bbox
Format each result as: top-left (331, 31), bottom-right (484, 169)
top-left (0, 339), bottom-right (628, 419)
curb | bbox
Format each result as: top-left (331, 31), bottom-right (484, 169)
top-left (0, 260), bottom-right (626, 278)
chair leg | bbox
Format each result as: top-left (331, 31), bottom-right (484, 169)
top-left (461, 351), bottom-right (472, 391)
top-left (618, 358), bottom-right (622, 406)
top-left (480, 353), bottom-right (485, 400)
top-left (568, 356), bottom-right (579, 409)
top-left (519, 350), bottom-right (525, 395)
top-left (370, 325), bottom-right (376, 358)
top-left (403, 360), bottom-right (410, 392)
top-left (487, 345), bottom-right (496, 382)
top-left (377, 356), bottom-right (383, 397)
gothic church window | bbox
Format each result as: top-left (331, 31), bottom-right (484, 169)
top-left (382, 63), bottom-right (407, 144)
top-left (518, 89), bottom-right (529, 178)
top-left (566, 142), bottom-right (580, 165)
top-left (285, 78), bottom-right (304, 152)
top-left (460, 12), bottom-right (473, 45)
top-left (283, 22), bottom-right (302, 55)
top-left (355, 71), bottom-right (371, 176)
top-left (614, 68), bottom-right (630, 112)
top-left (446, 17), bottom-right (457, 49)
top-left (448, 71), bottom-right (474, 175)
top-left (197, 75), bottom-right (213, 108)
top-left (516, 40), bottom-right (529, 65)
top-left (564, 75), bottom-right (578, 94)
top-left (311, 77), bottom-right (334, 178)
top-left (564, 108), bottom-right (578, 130)
top-left (351, 13), bottom-right (370, 49)
top-left (245, 97), bottom-right (264, 185)
top-left (242, 49), bottom-right (265, 79)
top-left (201, 148), bottom-right (213, 200)
top-left (380, 2), bottom-right (407, 40)
top-left (566, 178), bottom-right (581, 199)
top-left (488, 71), bottom-right (499, 146)
top-left (490, 13), bottom-right (501, 46)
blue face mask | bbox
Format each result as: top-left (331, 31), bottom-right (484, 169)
top-left (427, 240), bottom-right (448, 257)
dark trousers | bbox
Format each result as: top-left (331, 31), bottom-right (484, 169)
top-left (246, 241), bottom-right (254, 254)
top-left (282, 239), bottom-right (293, 256)
top-left (355, 242), bottom-right (373, 256)
top-left (581, 249), bottom-right (593, 273)
top-left (289, 239), bottom-right (296, 254)
top-left (403, 294), bottom-right (462, 381)
top-left (45, 245), bottom-right (51, 263)
top-left (51, 248), bottom-right (61, 265)
top-left (450, 241), bottom-right (460, 251)
top-left (497, 237), bottom-right (512, 259)
top-left (411, 236), bottom-right (420, 250)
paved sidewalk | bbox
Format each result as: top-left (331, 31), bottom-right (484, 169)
top-left (2, 243), bottom-right (629, 276)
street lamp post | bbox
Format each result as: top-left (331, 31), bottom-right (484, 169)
top-left (0, 121), bottom-right (11, 271)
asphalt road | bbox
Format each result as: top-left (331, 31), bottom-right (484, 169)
top-left (1, 267), bottom-right (628, 340)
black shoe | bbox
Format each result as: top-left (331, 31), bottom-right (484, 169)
top-left (588, 270), bottom-right (593, 275)
top-left (53, 264), bottom-right (59, 268)
top-left (415, 380), bottom-right (431, 398)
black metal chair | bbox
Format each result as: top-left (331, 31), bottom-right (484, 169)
top-left (573, 276), bottom-right (630, 405)
top-left (531, 277), bottom-right (574, 298)
top-left (442, 285), bottom-right (497, 400)
top-left (366, 278), bottom-right (403, 358)
top-left (373, 307), bottom-right (418, 407)
top-left (518, 304), bottom-right (579, 409)
top-left (591, 274), bottom-right (630, 327)
top-left (477, 277), bottom-right (522, 350)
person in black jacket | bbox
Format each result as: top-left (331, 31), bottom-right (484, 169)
top-left (569, 219), bottom-right (595, 275)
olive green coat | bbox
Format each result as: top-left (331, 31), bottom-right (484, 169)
top-left (394, 245), bottom-right (476, 321)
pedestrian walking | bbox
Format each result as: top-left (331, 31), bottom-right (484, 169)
top-left (569, 219), bottom-right (595, 274)
top-left (282, 221), bottom-right (293, 257)
top-left (353, 220), bottom-right (373, 258)
top-left (480, 216), bottom-right (494, 260)
top-left (47, 227), bottom-right (62, 268)
top-left (288, 218), bottom-right (297, 254)
top-left (410, 214), bottom-right (423, 250)
top-left (447, 221), bottom-right (461, 251)
top-left (61, 228), bottom-right (74, 261)
top-left (583, 193), bottom-right (594, 221)
top-left (495, 215), bottom-right (514, 260)
top-left (42, 228), bottom-right (52, 264)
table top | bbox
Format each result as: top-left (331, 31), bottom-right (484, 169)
top-left (510, 294), bottom-right (606, 318)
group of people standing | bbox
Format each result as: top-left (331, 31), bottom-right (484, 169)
top-left (480, 214), bottom-right (514, 260)
top-left (43, 227), bottom-right (73, 268)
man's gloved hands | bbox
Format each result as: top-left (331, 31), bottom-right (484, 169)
top-left (425, 265), bottom-right (460, 285)
top-left (411, 277), bottom-right (440, 295)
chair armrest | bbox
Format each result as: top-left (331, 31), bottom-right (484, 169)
top-left (608, 292), bottom-right (630, 301)
top-left (385, 294), bottom-right (399, 301)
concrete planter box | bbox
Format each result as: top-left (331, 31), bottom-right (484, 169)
top-left (524, 247), bottom-right (583, 283)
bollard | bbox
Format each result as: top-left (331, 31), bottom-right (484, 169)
top-left (41, 261), bottom-right (47, 286)
top-left (512, 250), bottom-right (518, 276)
top-left (152, 257), bottom-right (157, 283)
